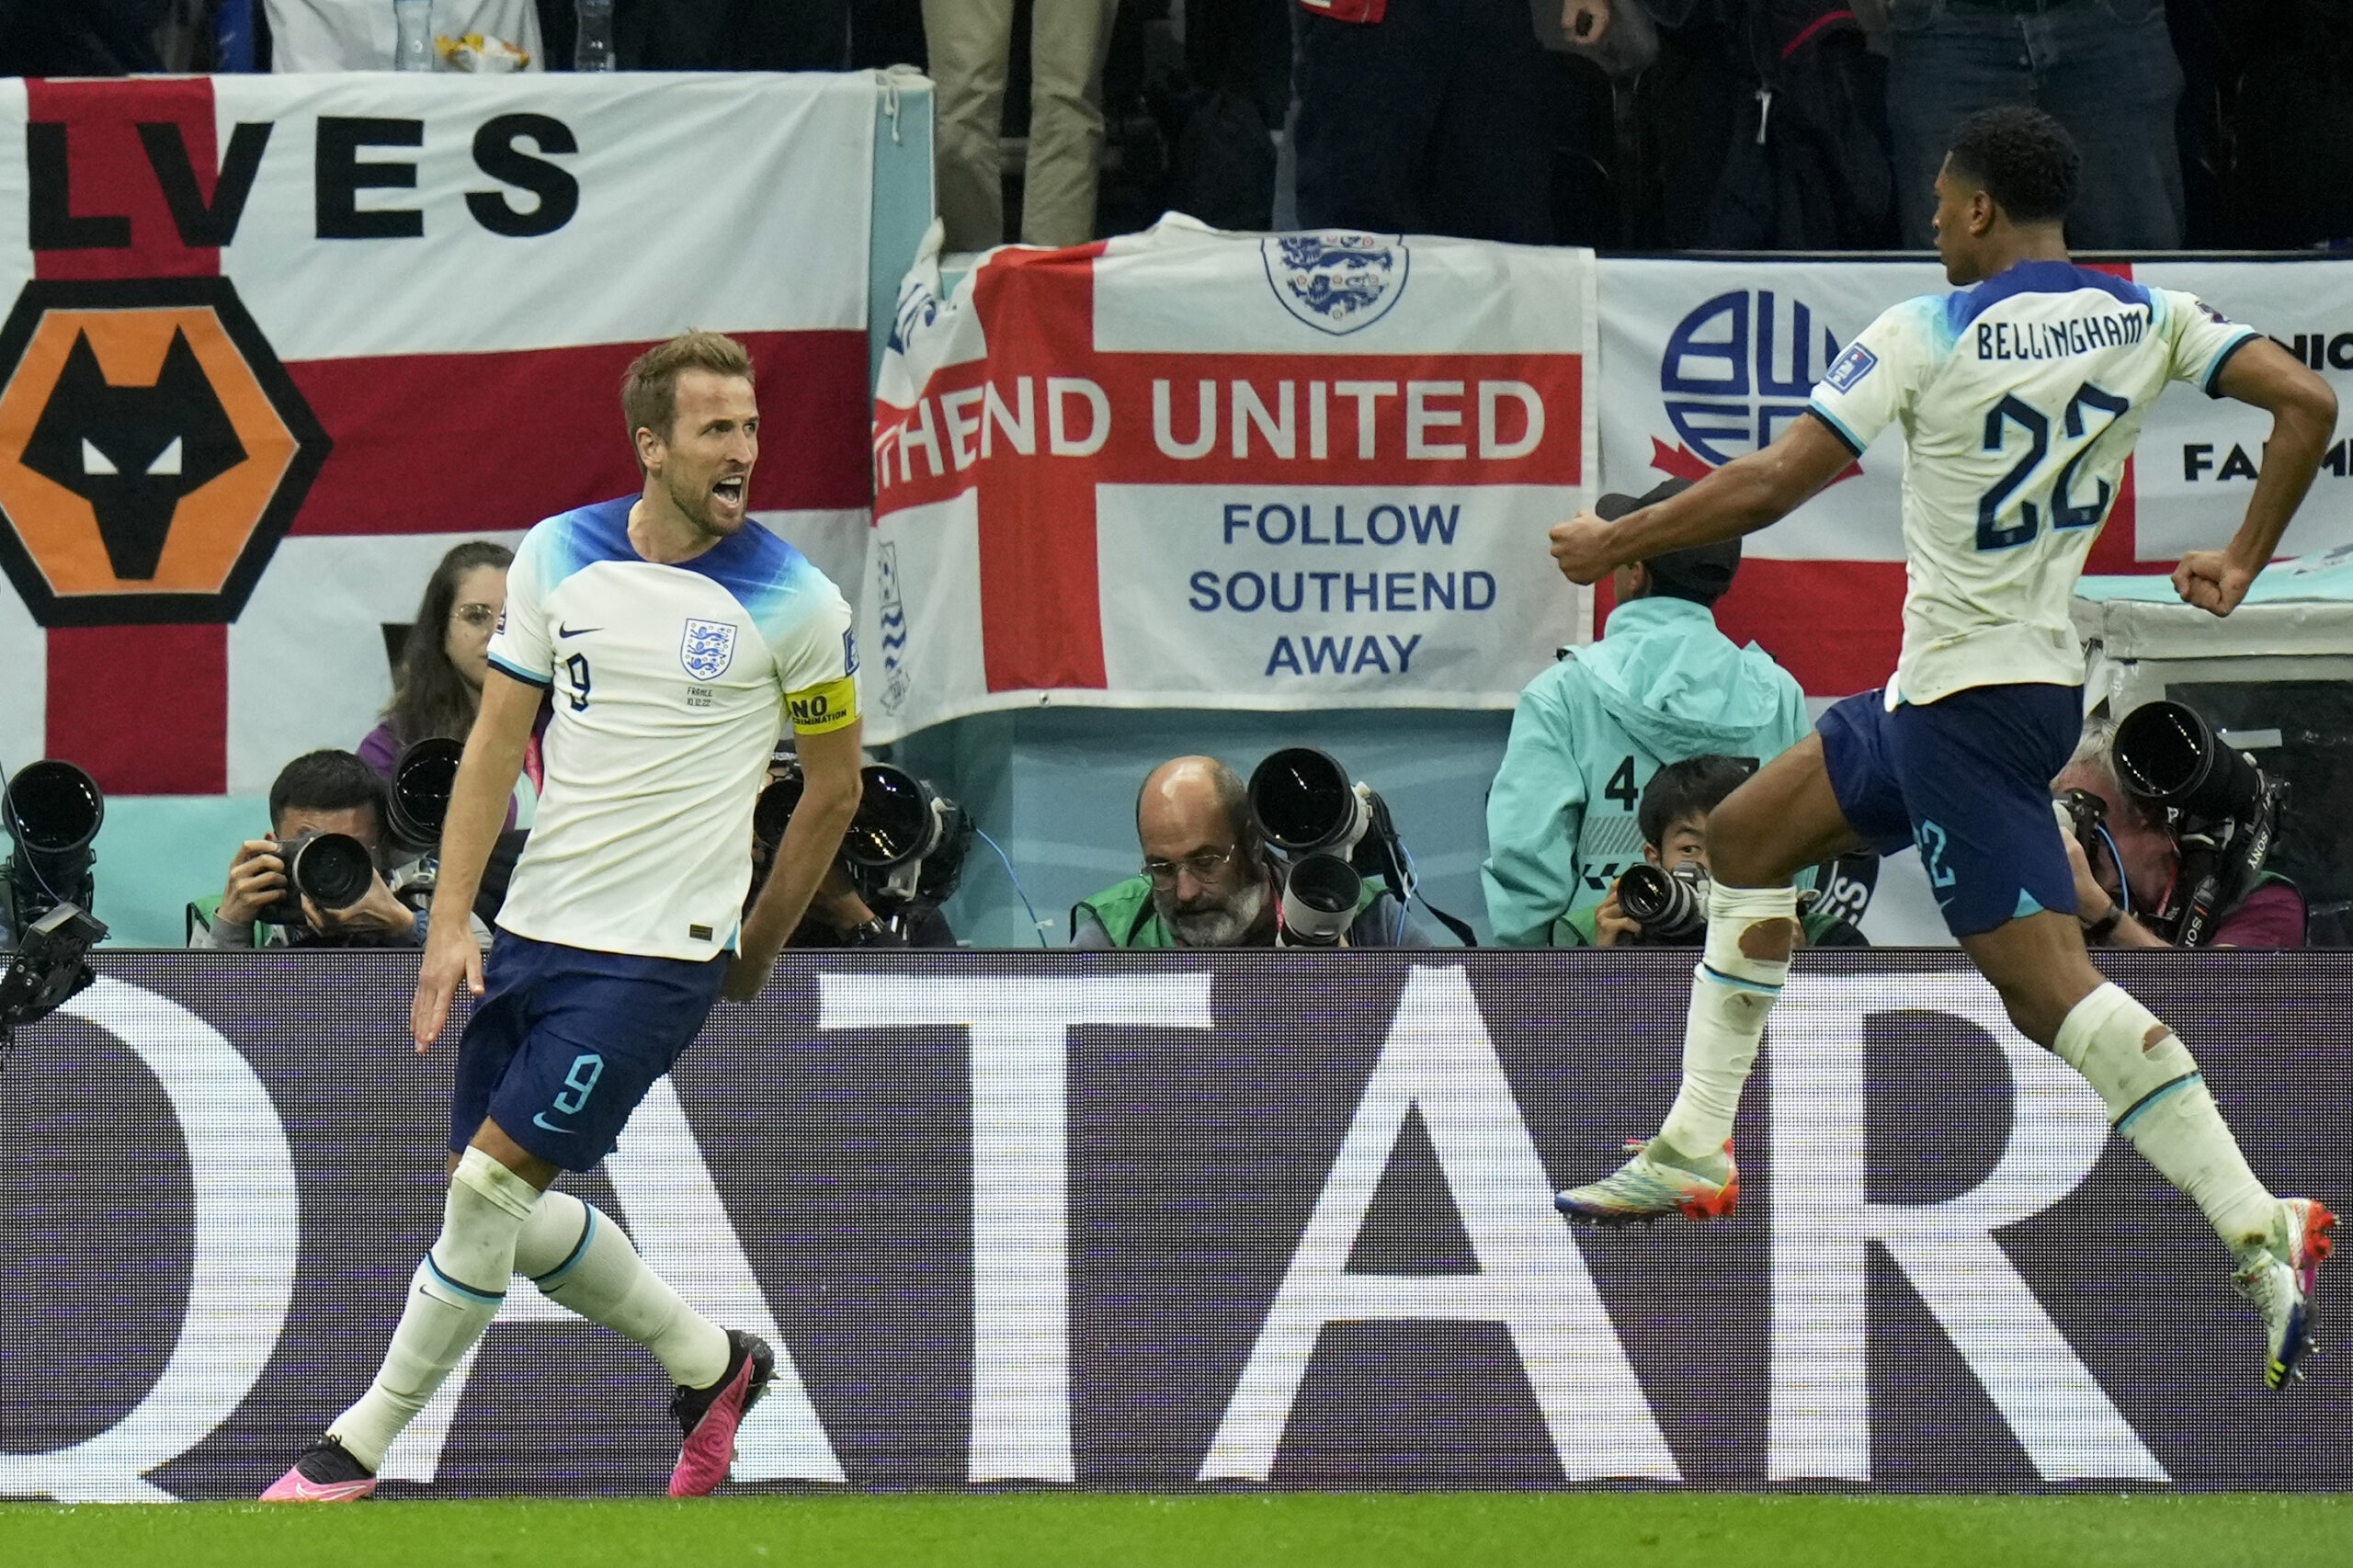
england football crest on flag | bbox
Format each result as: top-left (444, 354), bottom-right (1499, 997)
top-left (680, 618), bottom-right (738, 680)
top-left (1260, 233), bottom-right (1409, 335)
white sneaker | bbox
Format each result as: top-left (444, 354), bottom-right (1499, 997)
top-left (2233, 1197), bottom-right (2337, 1391)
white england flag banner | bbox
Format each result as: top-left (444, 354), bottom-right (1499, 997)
top-left (862, 216), bottom-right (1598, 744)
top-left (0, 72), bottom-right (877, 796)
top-left (1597, 257), bottom-right (2353, 699)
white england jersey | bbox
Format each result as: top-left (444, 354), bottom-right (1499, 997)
top-left (484, 498), bottom-right (858, 960)
top-left (1807, 260), bottom-right (2257, 708)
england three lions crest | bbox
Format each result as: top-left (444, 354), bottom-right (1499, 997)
top-left (1261, 233), bottom-right (1409, 335)
top-left (680, 618), bottom-right (737, 680)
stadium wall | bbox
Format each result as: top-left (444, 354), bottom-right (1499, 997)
top-left (3, 950), bottom-right (2347, 1500)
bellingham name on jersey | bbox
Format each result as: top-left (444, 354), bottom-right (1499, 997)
top-left (483, 498), bottom-right (859, 961)
top-left (1806, 260), bottom-right (2256, 710)
top-left (1975, 310), bottom-right (2148, 363)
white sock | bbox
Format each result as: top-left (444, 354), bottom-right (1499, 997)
top-left (1656, 883), bottom-right (1796, 1162)
top-left (2053, 983), bottom-right (2275, 1253)
top-left (515, 1189), bottom-right (731, 1389)
top-left (328, 1148), bottom-right (542, 1471)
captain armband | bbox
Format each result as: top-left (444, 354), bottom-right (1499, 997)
top-left (784, 675), bottom-right (860, 735)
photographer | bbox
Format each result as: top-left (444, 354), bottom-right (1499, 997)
top-left (1483, 481), bottom-right (1809, 948)
top-left (362, 540), bottom-right (540, 831)
top-left (187, 751), bottom-right (426, 949)
top-left (752, 750), bottom-right (961, 949)
top-left (785, 863), bottom-right (957, 949)
top-left (2055, 720), bottom-right (2305, 949)
top-left (1071, 756), bottom-right (1428, 949)
top-left (1562, 755), bottom-right (1865, 949)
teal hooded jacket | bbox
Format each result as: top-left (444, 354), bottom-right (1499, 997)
top-left (1482, 596), bottom-right (1810, 947)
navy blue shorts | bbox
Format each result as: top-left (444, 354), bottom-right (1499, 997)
top-left (1816, 683), bottom-right (2082, 939)
top-left (448, 932), bottom-right (728, 1171)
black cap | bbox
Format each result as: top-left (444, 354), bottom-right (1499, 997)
top-left (1594, 477), bottom-right (1740, 606)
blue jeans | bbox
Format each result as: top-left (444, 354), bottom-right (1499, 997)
top-left (1886, 0), bottom-right (2183, 250)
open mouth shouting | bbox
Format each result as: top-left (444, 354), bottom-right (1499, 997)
top-left (710, 472), bottom-right (749, 518)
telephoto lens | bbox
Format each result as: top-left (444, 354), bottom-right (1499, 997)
top-left (2, 760), bottom-right (104, 921)
top-left (842, 764), bottom-right (942, 869)
top-left (1618, 860), bottom-right (1711, 942)
top-left (258, 831), bottom-right (376, 926)
top-left (1249, 747), bottom-right (1366, 855)
top-left (387, 737), bottom-right (464, 850)
top-left (2113, 700), bottom-right (2265, 824)
top-left (753, 764), bottom-right (805, 856)
top-left (1279, 852), bottom-right (1361, 947)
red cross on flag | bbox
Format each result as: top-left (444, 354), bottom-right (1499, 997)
top-left (862, 218), bottom-right (1598, 743)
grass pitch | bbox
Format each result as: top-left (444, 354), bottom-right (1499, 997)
top-left (4, 1493), bottom-right (2350, 1568)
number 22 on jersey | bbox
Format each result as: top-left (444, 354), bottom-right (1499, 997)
top-left (1976, 380), bottom-right (2131, 551)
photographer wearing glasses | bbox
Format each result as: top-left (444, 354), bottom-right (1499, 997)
top-left (187, 750), bottom-right (428, 949)
top-left (1072, 756), bottom-right (1428, 949)
top-left (2055, 712), bottom-right (2305, 950)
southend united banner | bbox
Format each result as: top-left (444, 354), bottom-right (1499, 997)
top-left (0, 73), bottom-right (876, 795)
top-left (863, 218), bottom-right (1597, 742)
top-left (1597, 257), bottom-right (2353, 699)
top-left (3, 950), bottom-right (2347, 1500)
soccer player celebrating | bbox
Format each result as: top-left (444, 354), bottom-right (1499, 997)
top-left (1548, 107), bottom-right (2340, 1389)
top-left (265, 332), bottom-right (866, 1501)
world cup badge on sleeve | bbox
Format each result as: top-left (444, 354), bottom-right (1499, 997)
top-left (680, 618), bottom-right (738, 680)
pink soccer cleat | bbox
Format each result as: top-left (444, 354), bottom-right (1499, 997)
top-left (667, 1329), bottom-right (774, 1497)
top-left (260, 1437), bottom-right (377, 1502)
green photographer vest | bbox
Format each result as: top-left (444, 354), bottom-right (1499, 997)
top-left (1074, 873), bottom-right (1384, 949)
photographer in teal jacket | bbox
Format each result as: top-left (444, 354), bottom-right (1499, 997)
top-left (1482, 481), bottom-right (1808, 947)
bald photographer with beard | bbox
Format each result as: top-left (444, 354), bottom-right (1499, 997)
top-left (1071, 756), bottom-right (1428, 949)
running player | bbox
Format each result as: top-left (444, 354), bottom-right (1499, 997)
top-left (1548, 107), bottom-right (2340, 1389)
top-left (265, 331), bottom-right (867, 1500)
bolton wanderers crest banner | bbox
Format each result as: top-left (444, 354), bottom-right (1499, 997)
top-left (1596, 257), bottom-right (2353, 699)
top-left (862, 217), bottom-right (1599, 744)
top-left (0, 73), bottom-right (876, 795)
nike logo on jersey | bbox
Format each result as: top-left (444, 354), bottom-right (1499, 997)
top-left (557, 623), bottom-right (601, 639)
top-left (532, 1111), bottom-right (576, 1134)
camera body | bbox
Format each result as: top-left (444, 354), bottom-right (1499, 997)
top-left (0, 901), bottom-right (108, 1068)
top-left (2109, 700), bottom-right (2286, 948)
top-left (256, 830), bottom-right (379, 929)
top-left (1618, 859), bottom-right (1711, 944)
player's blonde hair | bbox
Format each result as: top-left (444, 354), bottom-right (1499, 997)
top-left (620, 330), bottom-right (755, 460)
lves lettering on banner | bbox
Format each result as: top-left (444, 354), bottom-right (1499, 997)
top-left (29, 113), bottom-right (582, 248)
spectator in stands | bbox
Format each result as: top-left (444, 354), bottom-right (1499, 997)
top-left (1561, 753), bottom-right (1865, 947)
top-left (1881, 0), bottom-right (2184, 250)
top-left (1483, 479), bottom-right (1808, 946)
top-left (1072, 756), bottom-right (1428, 947)
top-left (0, 0), bottom-right (164, 75)
top-left (924, 0), bottom-right (1121, 251)
top-left (2056, 722), bottom-right (2307, 949)
top-left (1292, 0), bottom-right (1608, 244)
top-left (362, 540), bottom-right (540, 826)
top-left (188, 750), bottom-right (426, 949)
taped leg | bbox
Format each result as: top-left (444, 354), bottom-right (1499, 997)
top-left (1656, 882), bottom-right (1798, 1161)
top-left (2054, 982), bottom-right (2275, 1252)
